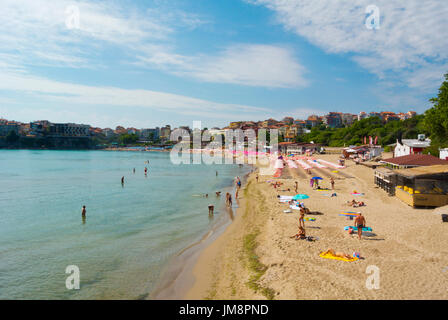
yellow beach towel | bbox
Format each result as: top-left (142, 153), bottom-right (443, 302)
top-left (319, 251), bottom-right (358, 262)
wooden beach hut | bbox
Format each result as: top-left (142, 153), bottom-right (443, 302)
top-left (374, 167), bottom-right (397, 196)
top-left (393, 165), bottom-right (448, 207)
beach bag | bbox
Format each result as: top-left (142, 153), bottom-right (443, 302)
top-left (442, 214), bottom-right (448, 223)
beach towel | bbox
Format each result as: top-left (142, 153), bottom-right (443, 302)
top-left (344, 226), bottom-right (372, 232)
top-left (319, 251), bottom-right (358, 262)
top-left (339, 212), bottom-right (360, 216)
top-left (351, 192), bottom-right (364, 196)
top-left (304, 217), bottom-right (316, 221)
top-left (278, 195), bottom-right (294, 203)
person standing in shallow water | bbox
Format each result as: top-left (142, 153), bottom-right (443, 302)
top-left (208, 204), bottom-right (214, 216)
top-left (121, 176), bottom-right (124, 186)
top-left (82, 205), bottom-right (86, 224)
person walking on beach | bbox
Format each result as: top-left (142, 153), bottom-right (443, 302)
top-left (299, 207), bottom-right (305, 228)
top-left (235, 176), bottom-right (241, 189)
top-left (256, 174), bottom-right (259, 183)
top-left (309, 178), bottom-right (314, 189)
top-left (228, 193), bottom-right (233, 207)
top-left (295, 181), bottom-right (298, 193)
top-left (354, 213), bottom-right (366, 240)
top-left (330, 177), bottom-right (335, 190)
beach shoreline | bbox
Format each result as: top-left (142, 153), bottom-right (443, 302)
top-left (151, 167), bottom-right (253, 300)
top-left (183, 154), bottom-right (448, 300)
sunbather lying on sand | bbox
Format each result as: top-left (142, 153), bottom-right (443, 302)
top-left (271, 182), bottom-right (283, 188)
top-left (354, 201), bottom-right (365, 207)
top-left (324, 249), bottom-right (352, 260)
top-left (290, 226), bottom-right (306, 240)
top-left (347, 199), bottom-right (366, 207)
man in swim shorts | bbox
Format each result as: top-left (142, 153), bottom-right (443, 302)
top-left (354, 213), bottom-right (366, 240)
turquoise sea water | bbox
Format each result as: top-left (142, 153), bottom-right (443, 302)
top-left (0, 150), bottom-right (249, 299)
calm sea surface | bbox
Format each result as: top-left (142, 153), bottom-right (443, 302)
top-left (0, 150), bottom-right (249, 299)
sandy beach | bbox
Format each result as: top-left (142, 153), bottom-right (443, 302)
top-left (185, 153), bottom-right (448, 300)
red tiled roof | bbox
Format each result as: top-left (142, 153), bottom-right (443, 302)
top-left (382, 154), bottom-right (448, 166)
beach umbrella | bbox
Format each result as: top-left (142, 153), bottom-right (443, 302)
top-left (292, 194), bottom-right (310, 200)
top-left (312, 176), bottom-right (323, 180)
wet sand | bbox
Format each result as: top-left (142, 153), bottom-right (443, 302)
top-left (152, 170), bottom-right (251, 299)
top-left (185, 154), bottom-right (448, 299)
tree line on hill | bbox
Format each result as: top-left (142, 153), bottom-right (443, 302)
top-left (297, 73), bottom-right (448, 156)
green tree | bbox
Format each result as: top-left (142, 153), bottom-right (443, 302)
top-left (424, 73), bottom-right (448, 148)
top-left (119, 133), bottom-right (139, 145)
top-left (6, 130), bottom-right (20, 143)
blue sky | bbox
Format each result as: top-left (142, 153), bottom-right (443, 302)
top-left (0, 0), bottom-right (447, 128)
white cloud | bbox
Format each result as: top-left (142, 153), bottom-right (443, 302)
top-left (0, 0), bottom-right (306, 88)
top-left (0, 0), bottom-right (190, 68)
top-left (0, 71), bottom-right (273, 120)
top-left (249, 0), bottom-right (448, 91)
top-left (137, 44), bottom-right (308, 88)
